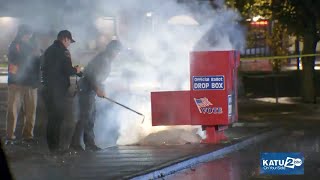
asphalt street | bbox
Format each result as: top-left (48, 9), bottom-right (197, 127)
top-left (166, 128), bottom-right (320, 180)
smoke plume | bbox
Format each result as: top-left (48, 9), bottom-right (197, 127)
top-left (0, 0), bottom-right (245, 147)
top-left (91, 0), bottom-right (245, 146)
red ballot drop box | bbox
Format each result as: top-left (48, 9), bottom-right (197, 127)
top-left (151, 51), bottom-right (240, 143)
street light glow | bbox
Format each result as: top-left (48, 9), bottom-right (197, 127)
top-left (146, 12), bottom-right (153, 17)
top-left (0, 17), bottom-right (16, 24)
top-left (167, 15), bottom-right (199, 26)
top-left (252, 15), bottom-right (261, 22)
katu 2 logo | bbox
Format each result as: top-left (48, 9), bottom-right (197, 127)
top-left (262, 157), bottom-right (303, 169)
top-left (193, 97), bottom-right (222, 114)
top-left (260, 153), bottom-right (304, 175)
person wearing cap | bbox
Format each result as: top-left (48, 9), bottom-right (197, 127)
top-left (6, 24), bottom-right (41, 144)
top-left (42, 30), bottom-right (81, 153)
top-left (69, 40), bottom-right (122, 152)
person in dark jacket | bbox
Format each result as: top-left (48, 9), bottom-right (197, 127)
top-left (70, 40), bottom-right (122, 151)
top-left (0, 141), bottom-right (13, 179)
top-left (6, 24), bottom-right (40, 143)
top-left (42, 30), bottom-right (81, 153)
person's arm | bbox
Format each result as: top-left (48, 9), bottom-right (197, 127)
top-left (61, 49), bottom-right (80, 76)
top-left (7, 43), bottom-right (22, 74)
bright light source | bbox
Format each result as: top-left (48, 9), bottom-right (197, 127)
top-left (95, 17), bottom-right (115, 33)
top-left (252, 15), bottom-right (261, 22)
top-left (250, 20), bottom-right (268, 26)
top-left (146, 12), bottom-right (153, 17)
top-left (167, 15), bottom-right (199, 26)
top-left (0, 17), bottom-right (19, 33)
top-left (0, 17), bottom-right (17, 24)
top-left (0, 17), bottom-right (13, 23)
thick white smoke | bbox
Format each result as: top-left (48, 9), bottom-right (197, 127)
top-left (1, 0), bottom-right (245, 147)
top-left (90, 0), bottom-right (246, 146)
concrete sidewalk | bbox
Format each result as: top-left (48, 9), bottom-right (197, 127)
top-left (238, 97), bottom-right (320, 127)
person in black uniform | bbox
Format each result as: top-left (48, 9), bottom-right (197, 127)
top-left (70, 40), bottom-right (122, 151)
top-left (42, 30), bottom-right (81, 153)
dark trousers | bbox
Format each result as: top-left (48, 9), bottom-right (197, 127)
top-left (44, 88), bottom-right (67, 151)
top-left (71, 90), bottom-right (96, 147)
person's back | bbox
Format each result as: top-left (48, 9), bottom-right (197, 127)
top-left (42, 40), bottom-right (78, 93)
top-left (80, 50), bottom-right (112, 92)
top-left (80, 40), bottom-right (122, 92)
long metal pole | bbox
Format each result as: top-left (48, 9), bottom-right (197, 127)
top-left (102, 96), bottom-right (145, 123)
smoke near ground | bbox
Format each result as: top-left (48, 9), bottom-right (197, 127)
top-left (1, 0), bottom-right (245, 147)
top-left (92, 0), bottom-right (245, 146)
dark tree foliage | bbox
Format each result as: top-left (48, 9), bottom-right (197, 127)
top-left (228, 0), bottom-right (320, 102)
top-left (272, 0), bottom-right (320, 103)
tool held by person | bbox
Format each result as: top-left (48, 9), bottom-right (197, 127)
top-left (102, 96), bottom-right (145, 123)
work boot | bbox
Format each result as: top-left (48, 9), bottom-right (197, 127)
top-left (85, 145), bottom-right (101, 151)
top-left (4, 139), bottom-right (15, 145)
top-left (5, 137), bottom-right (17, 145)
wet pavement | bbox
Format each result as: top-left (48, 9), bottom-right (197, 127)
top-left (2, 126), bottom-right (274, 180)
top-left (166, 128), bottom-right (320, 180)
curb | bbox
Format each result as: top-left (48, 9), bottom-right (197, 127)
top-left (232, 122), bottom-right (273, 127)
top-left (130, 128), bottom-right (284, 180)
